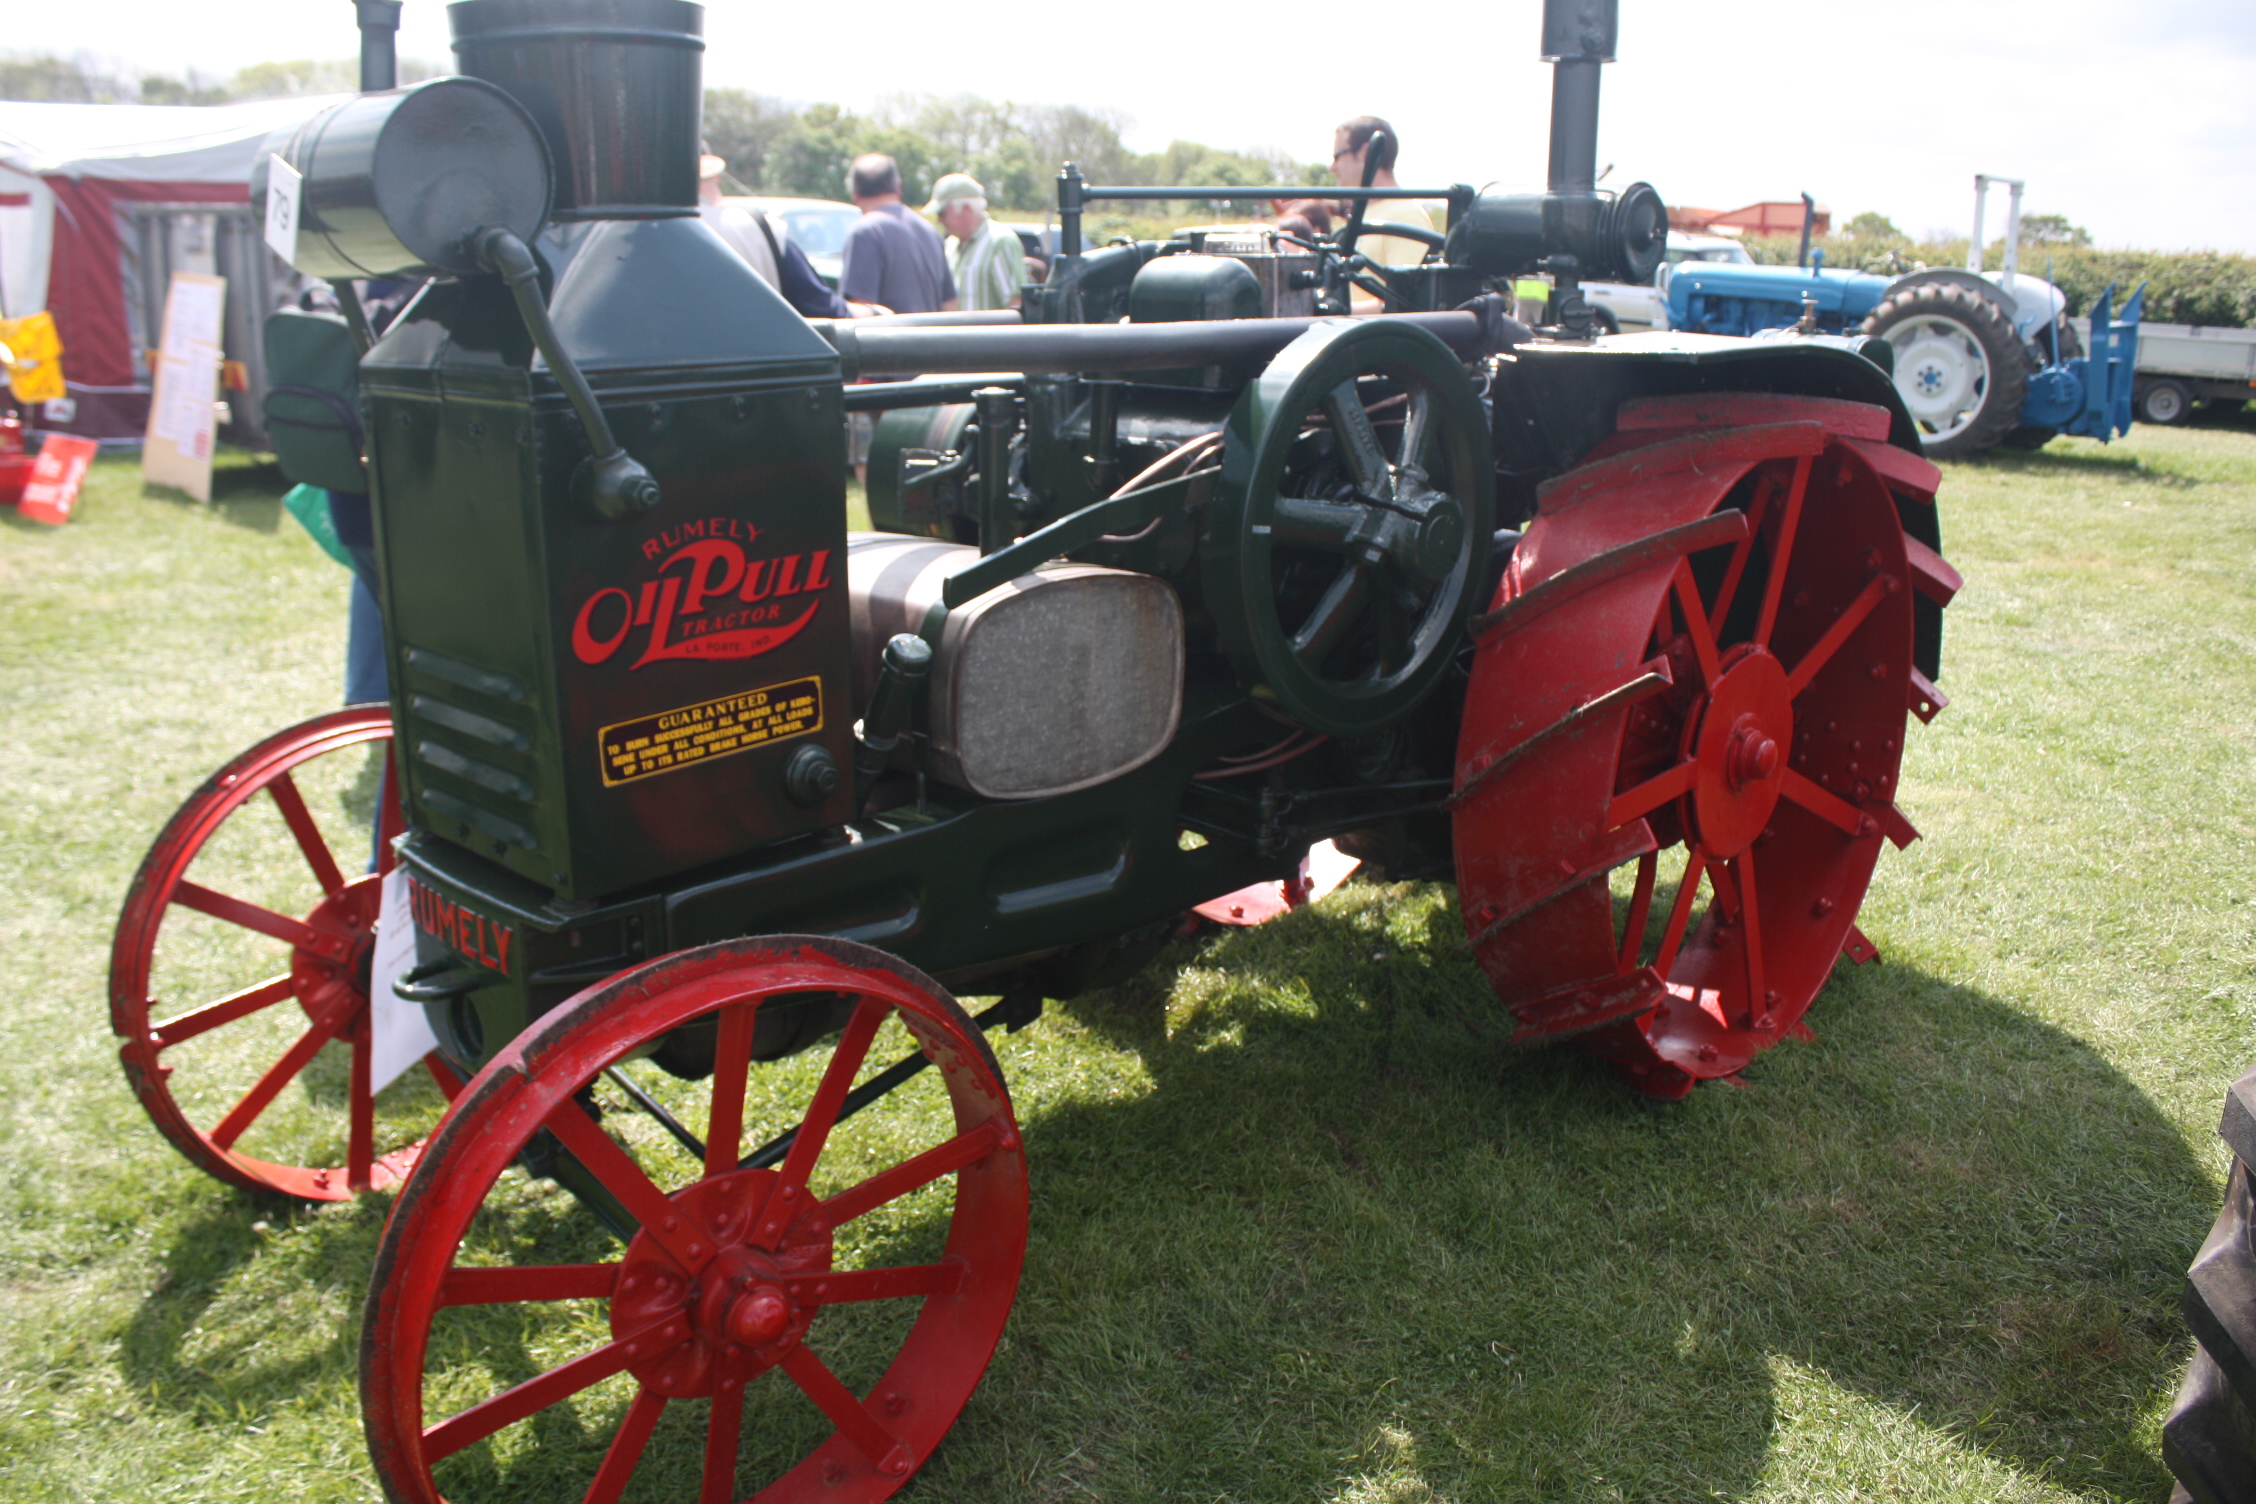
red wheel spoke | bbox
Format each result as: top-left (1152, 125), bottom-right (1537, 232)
top-left (778, 1345), bottom-right (911, 1472)
top-left (265, 770), bottom-right (347, 898)
top-left (425, 1054), bottom-right (466, 1099)
top-left (422, 1310), bottom-right (684, 1464)
top-left (1752, 455), bottom-right (1813, 647)
top-left (1653, 847), bottom-right (1709, 977)
top-left (783, 1259), bottom-right (965, 1306)
top-left (821, 1119), bottom-right (1007, 1231)
top-left (582, 1387), bottom-right (666, 1504)
top-left (1606, 759), bottom-right (1695, 833)
top-left (440, 1262), bottom-right (621, 1306)
top-left (1780, 768), bottom-right (1865, 836)
top-left (701, 1377), bottom-right (744, 1504)
top-left (542, 1099), bottom-right (716, 1274)
top-left (1618, 851), bottom-right (1659, 969)
top-left (348, 1012), bottom-right (374, 1193)
top-left (173, 880), bottom-right (330, 954)
top-left (1707, 473), bottom-right (1778, 641)
top-left (362, 940), bottom-right (1032, 1504)
top-left (1671, 561), bottom-right (1722, 686)
top-left (1732, 850), bottom-right (1768, 1028)
top-left (209, 987), bottom-right (358, 1150)
top-left (1783, 572), bottom-right (1895, 698)
top-left (151, 973), bottom-right (296, 1049)
top-left (774, 998), bottom-right (888, 1199)
top-left (113, 706), bottom-right (445, 1202)
top-left (704, 1003), bottom-right (757, 1179)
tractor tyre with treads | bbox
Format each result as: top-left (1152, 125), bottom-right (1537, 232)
top-left (1863, 283), bottom-right (2029, 459)
top-left (1450, 394), bottom-right (1957, 1098)
top-left (2166, 1065), bottom-right (2256, 1504)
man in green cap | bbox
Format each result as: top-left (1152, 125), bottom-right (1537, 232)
top-left (927, 172), bottom-right (1022, 313)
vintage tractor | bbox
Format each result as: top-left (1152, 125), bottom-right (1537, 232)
top-left (109, 0), bottom-right (1958, 1497)
top-left (1661, 175), bottom-right (2144, 459)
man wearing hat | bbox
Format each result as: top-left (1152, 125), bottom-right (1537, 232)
top-left (926, 172), bottom-right (1021, 313)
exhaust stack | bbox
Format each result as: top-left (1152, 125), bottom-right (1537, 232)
top-left (354, 0), bottom-right (402, 92)
top-left (1543, 0), bottom-right (1615, 195)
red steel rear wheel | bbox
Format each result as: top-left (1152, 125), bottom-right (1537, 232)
top-left (1452, 396), bottom-right (1958, 1097)
top-left (362, 936), bottom-right (1028, 1504)
top-left (110, 705), bottom-right (454, 1198)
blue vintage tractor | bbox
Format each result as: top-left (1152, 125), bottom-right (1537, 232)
top-left (1663, 177), bottom-right (2143, 459)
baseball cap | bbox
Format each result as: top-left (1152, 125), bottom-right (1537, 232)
top-left (922, 173), bottom-right (984, 215)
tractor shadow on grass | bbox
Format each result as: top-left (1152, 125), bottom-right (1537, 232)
top-left (115, 1182), bottom-right (391, 1424)
top-left (1967, 444), bottom-right (2199, 486)
top-left (1006, 880), bottom-right (2205, 1501)
top-left (139, 457), bottom-right (290, 532)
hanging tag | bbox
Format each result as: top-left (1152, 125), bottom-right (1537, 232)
top-left (369, 866), bottom-right (442, 1091)
top-left (264, 153), bottom-right (304, 265)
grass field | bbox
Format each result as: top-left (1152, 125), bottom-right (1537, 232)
top-left (2, 408), bottom-right (2252, 1503)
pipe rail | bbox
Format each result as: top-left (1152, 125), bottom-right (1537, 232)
top-left (812, 299), bottom-right (1526, 382)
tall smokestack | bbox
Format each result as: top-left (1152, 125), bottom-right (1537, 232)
top-left (355, 0), bottom-right (403, 92)
top-left (1542, 0), bottom-right (1617, 194)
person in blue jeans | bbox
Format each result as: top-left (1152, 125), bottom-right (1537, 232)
top-left (326, 489), bottom-right (389, 708)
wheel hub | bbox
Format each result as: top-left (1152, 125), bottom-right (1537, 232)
top-left (290, 874), bottom-right (382, 1024)
top-left (610, 1168), bottom-right (833, 1398)
top-left (1888, 319), bottom-right (1986, 433)
top-left (1686, 648), bottom-right (1791, 858)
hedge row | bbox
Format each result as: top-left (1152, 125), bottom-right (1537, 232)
top-left (1740, 235), bottom-right (2256, 329)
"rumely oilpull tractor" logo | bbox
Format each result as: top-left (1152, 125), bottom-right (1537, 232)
top-left (570, 518), bottom-right (834, 671)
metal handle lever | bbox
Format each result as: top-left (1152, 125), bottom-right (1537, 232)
top-left (393, 959), bottom-right (493, 1003)
top-left (477, 226), bottom-right (662, 521)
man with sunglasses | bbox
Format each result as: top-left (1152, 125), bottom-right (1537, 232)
top-left (1330, 116), bottom-right (1446, 275)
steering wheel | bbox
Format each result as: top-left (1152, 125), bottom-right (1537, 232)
top-left (1204, 318), bottom-right (1493, 737)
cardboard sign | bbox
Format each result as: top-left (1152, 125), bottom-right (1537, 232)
top-left (16, 433), bottom-right (98, 526)
top-left (140, 270), bottom-right (226, 503)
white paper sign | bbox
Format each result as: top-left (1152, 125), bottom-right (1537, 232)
top-left (164, 276), bottom-right (223, 353)
top-left (152, 356), bottom-right (194, 445)
top-left (369, 866), bottom-right (442, 1092)
top-left (264, 153), bottom-right (304, 265)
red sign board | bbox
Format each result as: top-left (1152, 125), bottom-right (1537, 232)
top-left (17, 435), bottom-right (98, 526)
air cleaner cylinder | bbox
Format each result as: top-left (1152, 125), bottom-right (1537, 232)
top-left (259, 78), bottom-right (553, 280)
top-left (449, 0), bottom-right (704, 218)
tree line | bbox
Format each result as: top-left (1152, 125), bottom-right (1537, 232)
top-left (703, 91), bottom-right (1324, 215)
top-left (1, 51), bottom-right (1321, 215)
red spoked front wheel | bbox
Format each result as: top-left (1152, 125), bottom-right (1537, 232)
top-left (362, 936), bottom-right (1028, 1504)
top-left (1452, 396), bottom-right (1958, 1097)
top-left (110, 705), bottom-right (454, 1198)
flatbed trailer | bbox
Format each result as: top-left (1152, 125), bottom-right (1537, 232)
top-left (2076, 316), bottom-right (2256, 424)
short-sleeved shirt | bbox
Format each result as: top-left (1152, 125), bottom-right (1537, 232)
top-left (1355, 199), bottom-right (1446, 269)
top-left (840, 202), bottom-right (956, 314)
top-left (949, 217), bottom-right (1021, 312)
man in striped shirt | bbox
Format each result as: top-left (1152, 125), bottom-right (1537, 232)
top-left (926, 173), bottom-right (1022, 313)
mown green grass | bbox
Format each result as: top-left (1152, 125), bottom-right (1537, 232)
top-left (2, 412), bottom-right (2252, 1502)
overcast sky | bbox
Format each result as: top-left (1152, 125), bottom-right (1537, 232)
top-left (11, 0), bottom-right (2253, 251)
